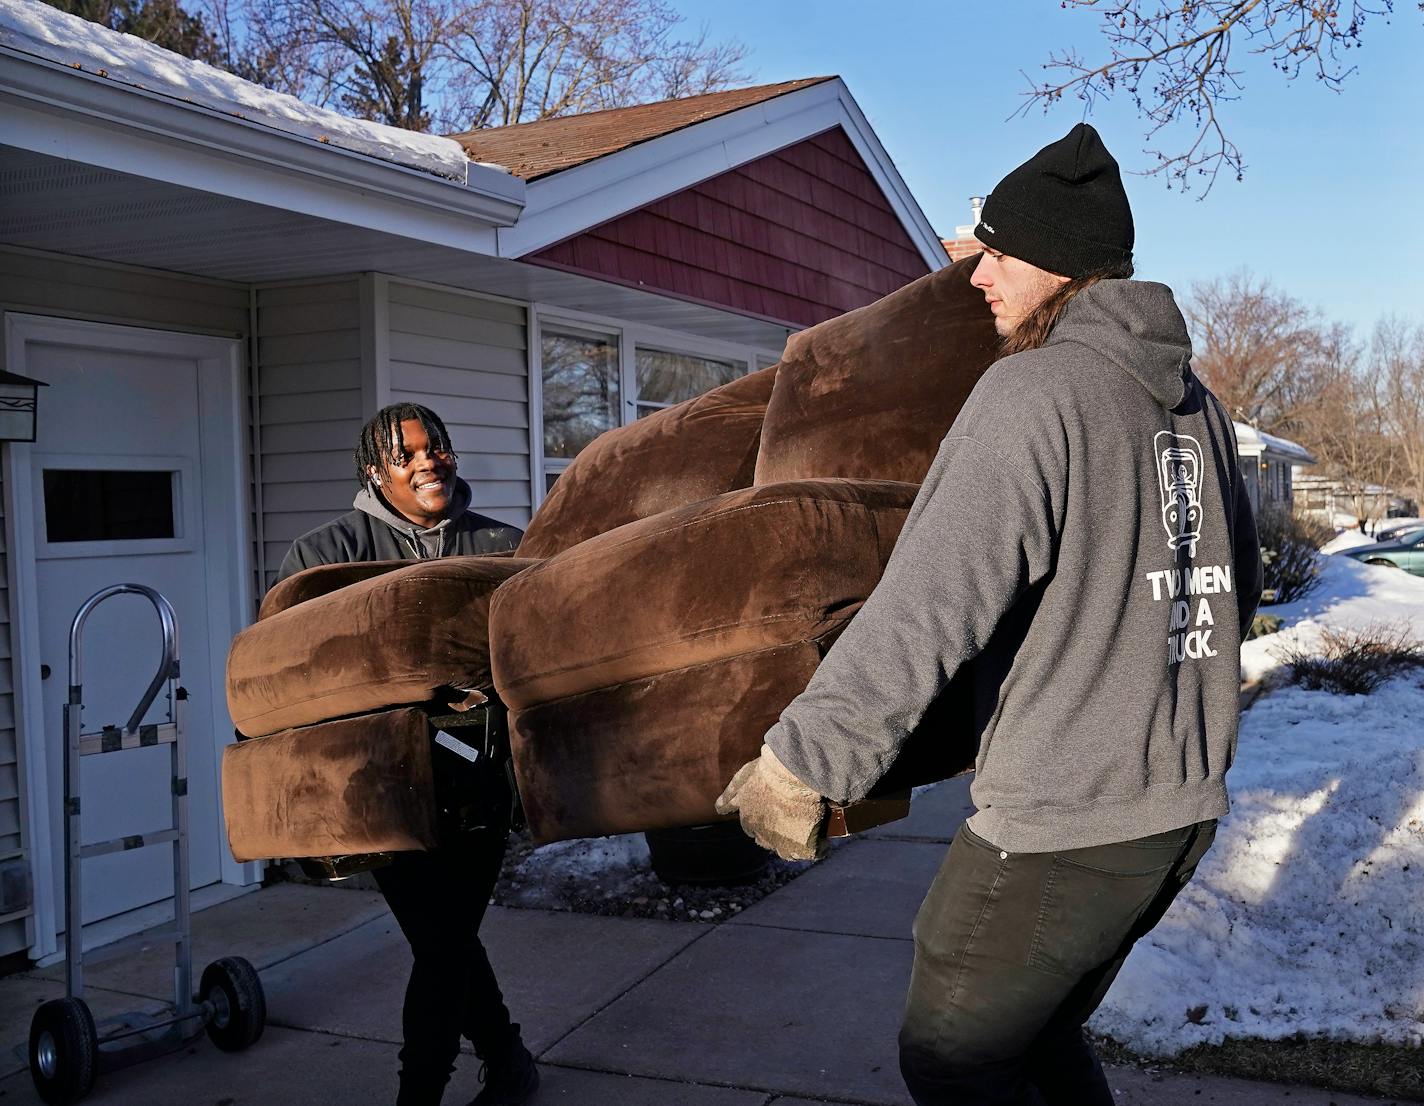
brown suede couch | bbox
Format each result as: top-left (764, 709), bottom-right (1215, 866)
top-left (222, 254), bottom-right (998, 863)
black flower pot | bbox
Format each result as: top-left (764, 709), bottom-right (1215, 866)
top-left (644, 821), bottom-right (771, 885)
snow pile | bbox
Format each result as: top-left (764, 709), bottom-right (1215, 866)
top-left (1093, 554), bottom-right (1424, 1055)
top-left (504, 833), bottom-right (652, 906)
top-left (0, 0), bottom-right (471, 180)
top-left (1320, 529), bottom-right (1376, 555)
top-left (1241, 554), bottom-right (1424, 684)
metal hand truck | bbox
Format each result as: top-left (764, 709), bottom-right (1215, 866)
top-left (28, 585), bottom-right (267, 1105)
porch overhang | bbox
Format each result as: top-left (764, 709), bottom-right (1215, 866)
top-left (0, 44), bottom-right (524, 252)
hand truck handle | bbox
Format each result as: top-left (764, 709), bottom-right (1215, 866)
top-left (68, 584), bottom-right (180, 735)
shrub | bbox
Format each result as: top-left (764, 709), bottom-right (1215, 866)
top-left (1247, 613), bottom-right (1283, 640)
top-left (1256, 505), bottom-right (1334, 604)
top-left (1276, 623), bottom-right (1424, 695)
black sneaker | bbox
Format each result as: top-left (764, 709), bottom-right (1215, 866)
top-left (467, 1036), bottom-right (539, 1106)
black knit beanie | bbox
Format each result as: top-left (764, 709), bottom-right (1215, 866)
top-left (974, 123), bottom-right (1134, 278)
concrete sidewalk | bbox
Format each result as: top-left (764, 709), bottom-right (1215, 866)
top-left (0, 779), bottom-right (1404, 1105)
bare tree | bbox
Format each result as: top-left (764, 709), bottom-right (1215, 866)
top-left (1021, 0), bottom-right (1400, 193)
top-left (1185, 271), bottom-right (1336, 436)
top-left (442, 0), bottom-right (749, 131)
top-left (218, 0), bottom-right (749, 133)
top-left (1373, 317), bottom-right (1424, 505)
top-left (1299, 350), bottom-right (1401, 528)
top-left (196, 0), bottom-right (314, 91)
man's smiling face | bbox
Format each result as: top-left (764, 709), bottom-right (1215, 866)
top-left (371, 417), bottom-right (457, 528)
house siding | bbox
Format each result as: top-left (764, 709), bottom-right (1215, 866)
top-left (385, 281), bottom-right (532, 528)
top-left (0, 248), bottom-right (249, 958)
top-left (255, 279), bottom-right (367, 589)
top-left (530, 128), bottom-right (931, 328)
top-left (0, 467), bottom-right (16, 859)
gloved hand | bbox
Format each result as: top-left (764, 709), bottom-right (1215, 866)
top-left (714, 744), bottom-right (828, 861)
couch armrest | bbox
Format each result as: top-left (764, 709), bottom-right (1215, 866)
top-left (259, 560), bottom-right (411, 620)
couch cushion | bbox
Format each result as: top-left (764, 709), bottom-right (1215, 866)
top-left (222, 708), bottom-right (435, 862)
top-left (490, 478), bottom-right (918, 713)
top-left (517, 364), bottom-right (776, 559)
top-left (228, 555), bottom-right (538, 737)
top-left (754, 254), bottom-right (998, 485)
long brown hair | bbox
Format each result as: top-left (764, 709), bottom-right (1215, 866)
top-left (996, 258), bottom-right (1135, 358)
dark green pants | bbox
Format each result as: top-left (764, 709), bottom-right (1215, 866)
top-left (899, 818), bottom-right (1217, 1105)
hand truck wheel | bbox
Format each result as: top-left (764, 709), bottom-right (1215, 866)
top-left (29, 996), bottom-right (98, 1105)
top-left (200, 956), bottom-right (267, 1052)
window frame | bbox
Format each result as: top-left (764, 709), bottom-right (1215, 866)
top-left (31, 452), bottom-right (198, 560)
top-left (531, 303), bottom-right (782, 508)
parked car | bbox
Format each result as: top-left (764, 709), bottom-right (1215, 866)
top-left (1373, 517), bottom-right (1424, 544)
top-left (1341, 527), bottom-right (1424, 577)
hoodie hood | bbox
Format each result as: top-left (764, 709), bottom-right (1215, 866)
top-left (354, 475), bottom-right (473, 557)
top-left (1045, 279), bottom-right (1191, 409)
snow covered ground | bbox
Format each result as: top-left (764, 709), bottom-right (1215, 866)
top-left (1093, 553), bottom-right (1424, 1055)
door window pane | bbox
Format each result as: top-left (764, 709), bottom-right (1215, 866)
top-left (635, 349), bottom-right (741, 418)
top-left (43, 469), bottom-right (175, 542)
top-left (542, 330), bottom-right (619, 459)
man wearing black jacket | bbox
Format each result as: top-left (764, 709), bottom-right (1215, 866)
top-left (276, 403), bottom-right (536, 1106)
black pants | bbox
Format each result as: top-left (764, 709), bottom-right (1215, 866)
top-left (373, 823), bottom-right (513, 1105)
top-left (899, 819), bottom-right (1217, 1106)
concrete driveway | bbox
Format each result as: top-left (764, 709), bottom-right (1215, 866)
top-left (0, 778), bottom-right (1403, 1105)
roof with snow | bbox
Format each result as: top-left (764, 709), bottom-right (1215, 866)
top-left (0, 0), bottom-right (477, 182)
top-left (1234, 421), bottom-right (1317, 465)
top-left (448, 78), bottom-right (836, 180)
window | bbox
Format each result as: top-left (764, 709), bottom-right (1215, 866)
top-left (634, 348), bottom-right (742, 418)
top-left (540, 328), bottom-right (619, 489)
top-left (534, 312), bottom-right (782, 504)
top-left (42, 469), bottom-right (175, 542)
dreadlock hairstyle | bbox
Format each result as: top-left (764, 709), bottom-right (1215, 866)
top-left (994, 258), bottom-right (1136, 360)
top-left (353, 402), bottom-right (457, 491)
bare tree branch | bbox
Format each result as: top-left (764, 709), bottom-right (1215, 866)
top-left (211, 0), bottom-right (747, 133)
top-left (1019, 0), bottom-right (1398, 194)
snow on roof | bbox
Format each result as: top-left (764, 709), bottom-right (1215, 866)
top-left (1233, 420), bottom-right (1317, 465)
top-left (0, 0), bottom-right (474, 182)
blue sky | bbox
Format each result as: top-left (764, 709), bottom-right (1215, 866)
top-left (676, 0), bottom-right (1424, 338)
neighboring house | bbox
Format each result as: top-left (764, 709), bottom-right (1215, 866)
top-left (0, 2), bottom-right (947, 960)
top-left (1293, 472), bottom-right (1417, 528)
top-left (1232, 422), bottom-right (1316, 512)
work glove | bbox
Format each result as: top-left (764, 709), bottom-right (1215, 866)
top-left (715, 744), bottom-right (828, 861)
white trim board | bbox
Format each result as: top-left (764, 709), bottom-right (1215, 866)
top-left (498, 78), bottom-right (950, 270)
top-left (3, 313), bottom-right (260, 961)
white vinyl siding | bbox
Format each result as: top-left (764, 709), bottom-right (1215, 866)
top-left (0, 467), bottom-right (16, 859)
top-left (385, 281), bottom-right (532, 528)
top-left (0, 248), bottom-right (250, 958)
top-left (255, 280), bottom-right (365, 588)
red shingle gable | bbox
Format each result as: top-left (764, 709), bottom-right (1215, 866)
top-left (526, 128), bottom-right (932, 328)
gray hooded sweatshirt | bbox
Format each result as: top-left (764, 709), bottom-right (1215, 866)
top-left (766, 279), bottom-right (1262, 853)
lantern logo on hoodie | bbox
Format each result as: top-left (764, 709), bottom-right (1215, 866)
top-left (1144, 431), bottom-right (1231, 665)
top-left (1155, 431), bottom-right (1203, 558)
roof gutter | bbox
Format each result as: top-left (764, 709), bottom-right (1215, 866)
top-left (0, 47), bottom-right (525, 248)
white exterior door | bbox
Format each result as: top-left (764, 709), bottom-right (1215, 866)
top-left (6, 315), bottom-right (251, 943)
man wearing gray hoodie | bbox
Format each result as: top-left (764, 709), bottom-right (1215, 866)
top-left (276, 404), bottom-right (535, 1106)
top-left (718, 126), bottom-right (1261, 1104)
